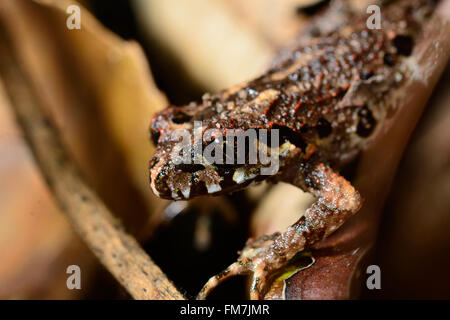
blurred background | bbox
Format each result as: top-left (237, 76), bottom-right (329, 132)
top-left (0, 0), bottom-right (448, 299)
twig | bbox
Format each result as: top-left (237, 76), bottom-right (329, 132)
top-left (0, 33), bottom-right (184, 300)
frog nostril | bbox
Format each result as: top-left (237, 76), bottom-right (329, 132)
top-left (171, 111), bottom-right (192, 124)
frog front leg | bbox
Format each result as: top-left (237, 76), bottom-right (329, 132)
top-left (197, 163), bottom-right (362, 300)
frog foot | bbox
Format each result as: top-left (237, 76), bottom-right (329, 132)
top-left (197, 234), bottom-right (282, 300)
top-left (197, 164), bottom-right (362, 300)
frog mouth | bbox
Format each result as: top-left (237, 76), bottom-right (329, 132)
top-left (150, 160), bottom-right (260, 200)
top-left (149, 140), bottom-right (294, 200)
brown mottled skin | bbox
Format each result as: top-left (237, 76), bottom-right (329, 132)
top-left (148, 0), bottom-right (436, 299)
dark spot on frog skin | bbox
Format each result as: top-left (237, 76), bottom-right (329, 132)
top-left (316, 118), bottom-right (332, 138)
top-left (149, 128), bottom-right (160, 146)
top-left (357, 106), bottom-right (376, 137)
top-left (190, 178), bottom-right (209, 196)
top-left (214, 164), bottom-right (240, 188)
top-left (171, 110), bottom-right (192, 124)
top-left (393, 35), bottom-right (414, 56)
top-left (175, 163), bottom-right (205, 173)
top-left (272, 125), bottom-right (307, 150)
top-left (359, 69), bottom-right (374, 80)
top-left (383, 52), bottom-right (396, 66)
top-left (149, 156), bottom-right (160, 169)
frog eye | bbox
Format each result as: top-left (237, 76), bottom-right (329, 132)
top-left (356, 106), bottom-right (376, 137)
top-left (171, 111), bottom-right (192, 124)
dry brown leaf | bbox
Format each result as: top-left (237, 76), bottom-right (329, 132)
top-left (224, 0), bottom-right (307, 48)
top-left (0, 0), bottom-right (169, 236)
top-left (132, 0), bottom-right (275, 92)
top-left (0, 79), bottom-right (95, 299)
top-left (374, 66), bottom-right (450, 299)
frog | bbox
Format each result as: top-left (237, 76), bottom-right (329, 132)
top-left (148, 0), bottom-right (436, 299)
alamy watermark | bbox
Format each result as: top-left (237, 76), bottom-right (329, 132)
top-left (66, 5), bottom-right (81, 30)
top-left (366, 265), bottom-right (381, 290)
top-left (366, 5), bottom-right (381, 30)
top-left (66, 265), bottom-right (81, 290)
